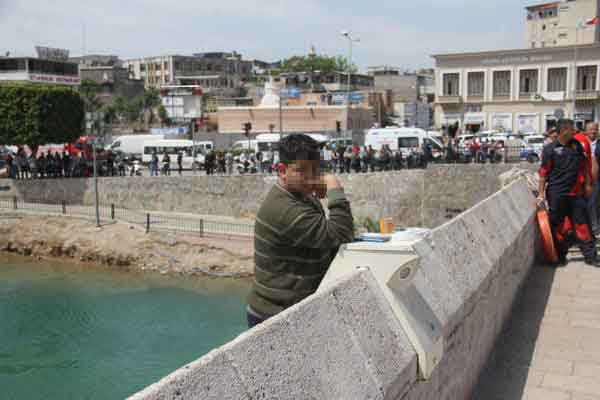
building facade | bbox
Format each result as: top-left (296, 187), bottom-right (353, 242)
top-left (526, 0), bottom-right (600, 49)
top-left (124, 52), bottom-right (252, 97)
top-left (159, 85), bottom-right (203, 124)
top-left (369, 66), bottom-right (435, 129)
top-left (0, 57), bottom-right (80, 86)
top-left (79, 65), bottom-right (145, 104)
top-left (433, 44), bottom-right (600, 133)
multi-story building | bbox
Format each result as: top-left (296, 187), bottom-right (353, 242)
top-left (369, 66), bottom-right (435, 129)
top-left (79, 65), bottom-right (145, 104)
top-left (0, 57), bottom-right (80, 86)
top-left (526, 0), bottom-right (600, 49)
top-left (433, 44), bottom-right (600, 133)
top-left (433, 1), bottom-right (600, 134)
top-left (159, 85), bottom-right (203, 125)
top-left (124, 52), bottom-right (253, 98)
top-left (69, 54), bottom-right (122, 68)
top-left (0, 47), bottom-right (80, 86)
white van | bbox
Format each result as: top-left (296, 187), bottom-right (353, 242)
top-left (253, 133), bottom-right (329, 153)
top-left (365, 128), bottom-right (444, 157)
top-left (111, 135), bottom-right (165, 159)
top-left (142, 139), bottom-right (213, 169)
top-left (233, 140), bottom-right (258, 153)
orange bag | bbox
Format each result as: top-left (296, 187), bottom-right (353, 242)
top-left (537, 209), bottom-right (558, 264)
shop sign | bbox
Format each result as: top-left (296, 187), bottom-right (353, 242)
top-left (491, 113), bottom-right (513, 131)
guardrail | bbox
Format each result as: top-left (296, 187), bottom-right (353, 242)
top-left (0, 197), bottom-right (254, 240)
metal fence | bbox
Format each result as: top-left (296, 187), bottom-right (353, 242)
top-left (0, 197), bottom-right (254, 240)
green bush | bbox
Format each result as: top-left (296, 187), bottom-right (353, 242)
top-left (0, 84), bottom-right (84, 150)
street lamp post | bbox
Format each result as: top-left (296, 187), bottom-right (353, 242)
top-left (279, 88), bottom-right (283, 142)
top-left (341, 31), bottom-right (359, 142)
top-left (92, 112), bottom-right (101, 228)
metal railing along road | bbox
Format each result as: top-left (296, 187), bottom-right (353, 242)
top-left (0, 197), bottom-right (254, 240)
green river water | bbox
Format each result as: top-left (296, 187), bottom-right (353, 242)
top-left (0, 255), bottom-right (250, 399)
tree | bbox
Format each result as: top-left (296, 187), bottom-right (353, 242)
top-left (102, 104), bottom-right (117, 125)
top-left (124, 97), bottom-right (144, 123)
top-left (79, 79), bottom-right (102, 113)
top-left (157, 105), bottom-right (169, 126)
top-left (114, 96), bottom-right (126, 122)
top-left (280, 54), bottom-right (357, 74)
top-left (0, 85), bottom-right (84, 152)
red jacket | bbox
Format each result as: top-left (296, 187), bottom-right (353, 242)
top-left (575, 132), bottom-right (592, 189)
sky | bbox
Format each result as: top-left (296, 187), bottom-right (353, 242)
top-left (1, 0), bottom-right (532, 71)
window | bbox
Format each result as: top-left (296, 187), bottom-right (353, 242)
top-left (442, 73), bottom-right (459, 96)
top-left (0, 58), bottom-right (27, 71)
top-left (548, 67), bottom-right (567, 91)
top-left (465, 104), bottom-right (482, 112)
top-left (467, 72), bottom-right (484, 96)
top-left (519, 69), bottom-right (538, 94)
top-left (493, 71), bottom-right (511, 97)
top-left (398, 137), bottom-right (419, 148)
top-left (577, 66), bottom-right (597, 91)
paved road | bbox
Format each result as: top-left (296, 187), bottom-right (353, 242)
top-left (474, 253), bottom-right (600, 400)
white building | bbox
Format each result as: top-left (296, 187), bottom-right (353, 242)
top-left (433, 44), bottom-right (600, 133)
top-left (160, 85), bottom-right (203, 124)
top-left (0, 57), bottom-right (80, 86)
top-left (526, 0), bottom-right (600, 49)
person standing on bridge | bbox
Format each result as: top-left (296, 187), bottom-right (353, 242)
top-left (247, 134), bottom-right (354, 328)
top-left (538, 119), bottom-right (597, 266)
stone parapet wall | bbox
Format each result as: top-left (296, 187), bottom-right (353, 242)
top-left (128, 178), bottom-right (537, 399)
top-left (2, 164), bottom-right (537, 228)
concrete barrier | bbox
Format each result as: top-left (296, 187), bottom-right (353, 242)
top-left (2, 164), bottom-right (537, 228)
top-left (128, 178), bottom-right (537, 400)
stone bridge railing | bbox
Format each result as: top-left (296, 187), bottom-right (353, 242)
top-left (128, 178), bottom-right (538, 400)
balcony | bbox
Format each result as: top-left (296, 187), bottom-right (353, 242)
top-left (492, 94), bottom-right (511, 102)
top-left (575, 90), bottom-right (599, 100)
top-left (466, 94), bottom-right (484, 103)
top-left (437, 95), bottom-right (462, 104)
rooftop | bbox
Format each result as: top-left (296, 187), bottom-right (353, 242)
top-left (432, 42), bottom-right (600, 59)
top-left (525, 1), bottom-right (560, 11)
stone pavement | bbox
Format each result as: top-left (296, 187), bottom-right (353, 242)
top-left (473, 253), bottom-right (600, 400)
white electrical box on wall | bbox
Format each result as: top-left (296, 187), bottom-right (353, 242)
top-left (318, 230), bottom-right (444, 379)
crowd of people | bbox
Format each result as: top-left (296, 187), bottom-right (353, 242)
top-left (3, 148), bottom-right (131, 179)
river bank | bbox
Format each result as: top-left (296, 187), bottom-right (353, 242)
top-left (0, 214), bottom-right (254, 277)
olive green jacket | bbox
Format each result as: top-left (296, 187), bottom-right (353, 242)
top-left (247, 183), bottom-right (354, 319)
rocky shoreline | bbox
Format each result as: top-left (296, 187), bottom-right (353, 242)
top-left (0, 214), bottom-right (254, 278)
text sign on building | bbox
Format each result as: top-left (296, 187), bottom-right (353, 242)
top-left (517, 113), bottom-right (539, 134)
top-left (491, 113), bottom-right (513, 131)
top-left (280, 87), bottom-right (301, 98)
top-left (481, 55), bottom-right (553, 66)
top-left (29, 74), bottom-right (80, 85)
top-left (332, 92), bottom-right (364, 105)
top-left (35, 46), bottom-right (69, 61)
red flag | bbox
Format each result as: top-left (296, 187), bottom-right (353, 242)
top-left (586, 16), bottom-right (600, 25)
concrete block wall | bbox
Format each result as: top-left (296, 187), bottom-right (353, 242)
top-left (2, 164), bottom-right (536, 228)
top-left (128, 178), bottom-right (537, 400)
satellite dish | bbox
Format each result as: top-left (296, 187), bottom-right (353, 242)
top-left (554, 108), bottom-right (565, 120)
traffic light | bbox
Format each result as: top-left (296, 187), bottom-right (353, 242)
top-left (243, 122), bottom-right (252, 137)
top-left (336, 120), bottom-right (341, 133)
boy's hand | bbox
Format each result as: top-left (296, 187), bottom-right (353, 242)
top-left (323, 174), bottom-right (341, 191)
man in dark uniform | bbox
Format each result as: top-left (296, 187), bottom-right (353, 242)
top-left (538, 119), bottom-right (597, 265)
